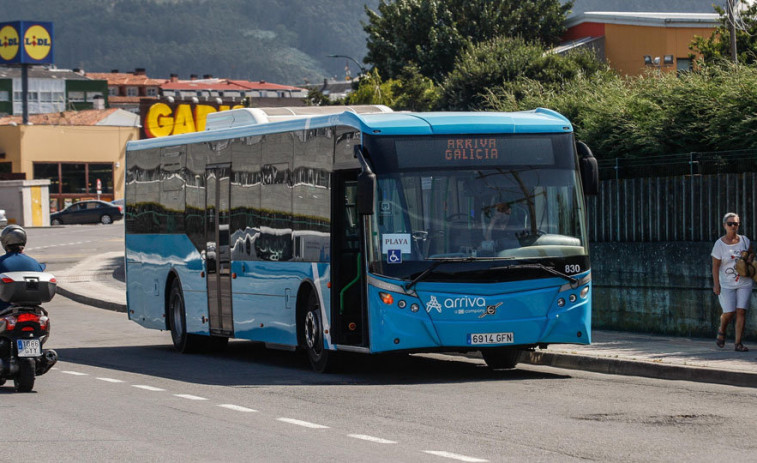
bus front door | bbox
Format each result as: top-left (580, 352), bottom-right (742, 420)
top-left (205, 164), bottom-right (234, 337)
top-left (331, 171), bottom-right (366, 347)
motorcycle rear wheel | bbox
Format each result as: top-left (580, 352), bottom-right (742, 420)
top-left (14, 358), bottom-right (35, 392)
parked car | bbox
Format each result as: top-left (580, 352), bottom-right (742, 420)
top-left (110, 198), bottom-right (124, 208)
top-left (0, 209), bottom-right (6, 228)
top-left (51, 200), bottom-right (123, 225)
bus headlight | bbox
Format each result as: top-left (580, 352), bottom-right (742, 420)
top-left (410, 303), bottom-right (420, 312)
top-left (557, 298), bottom-right (565, 307)
top-left (580, 286), bottom-right (590, 299)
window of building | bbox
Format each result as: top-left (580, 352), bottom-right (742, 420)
top-left (677, 58), bottom-right (692, 74)
top-left (0, 91), bottom-right (8, 102)
top-left (28, 92), bottom-right (38, 102)
top-left (68, 91), bottom-right (85, 102)
top-left (40, 92), bottom-right (53, 103)
top-left (86, 92), bottom-right (104, 102)
top-left (108, 87), bottom-right (119, 96)
top-left (146, 87), bottom-right (158, 96)
top-left (33, 163), bottom-right (60, 193)
top-left (126, 87), bottom-right (139, 97)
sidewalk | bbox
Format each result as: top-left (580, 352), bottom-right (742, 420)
top-left (54, 253), bottom-right (757, 388)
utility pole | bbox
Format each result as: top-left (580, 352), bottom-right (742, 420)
top-left (727, 0), bottom-right (738, 63)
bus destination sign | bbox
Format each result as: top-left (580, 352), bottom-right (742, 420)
top-left (445, 138), bottom-right (499, 161)
top-left (394, 136), bottom-right (555, 169)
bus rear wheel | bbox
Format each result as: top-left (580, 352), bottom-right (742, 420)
top-left (302, 291), bottom-right (335, 373)
top-left (168, 278), bottom-right (204, 353)
top-left (481, 348), bottom-right (520, 370)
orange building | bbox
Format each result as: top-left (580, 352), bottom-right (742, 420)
top-left (563, 12), bottom-right (719, 75)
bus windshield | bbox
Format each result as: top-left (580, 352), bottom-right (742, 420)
top-left (365, 134), bottom-right (588, 281)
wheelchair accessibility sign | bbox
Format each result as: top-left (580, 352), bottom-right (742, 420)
top-left (387, 249), bottom-right (402, 264)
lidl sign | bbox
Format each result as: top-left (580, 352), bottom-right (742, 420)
top-left (0, 21), bottom-right (54, 65)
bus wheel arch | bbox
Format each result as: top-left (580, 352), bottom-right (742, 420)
top-left (296, 282), bottom-right (334, 373)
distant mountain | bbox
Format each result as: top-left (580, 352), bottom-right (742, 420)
top-left (1, 0), bottom-right (727, 86)
top-left (0, 0), bottom-right (379, 85)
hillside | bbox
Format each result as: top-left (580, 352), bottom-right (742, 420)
top-left (1, 0), bottom-right (379, 85)
top-left (2, 0), bottom-right (722, 85)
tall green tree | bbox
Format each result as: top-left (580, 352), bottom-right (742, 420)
top-left (363, 0), bottom-right (573, 82)
top-left (440, 36), bottom-right (607, 111)
top-left (691, 1), bottom-right (757, 65)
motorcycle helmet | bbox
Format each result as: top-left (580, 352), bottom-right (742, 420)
top-left (1, 224), bottom-right (27, 252)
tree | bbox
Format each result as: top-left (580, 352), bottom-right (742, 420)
top-left (440, 36), bottom-right (606, 110)
top-left (390, 65), bottom-right (441, 111)
top-left (691, 1), bottom-right (757, 65)
top-left (346, 69), bottom-right (396, 106)
top-left (363, 0), bottom-right (573, 82)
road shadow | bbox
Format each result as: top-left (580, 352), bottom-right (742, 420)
top-left (53, 340), bottom-right (570, 387)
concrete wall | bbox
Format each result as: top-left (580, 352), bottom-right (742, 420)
top-left (591, 242), bottom-right (757, 341)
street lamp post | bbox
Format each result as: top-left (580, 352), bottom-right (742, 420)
top-left (327, 54), bottom-right (367, 77)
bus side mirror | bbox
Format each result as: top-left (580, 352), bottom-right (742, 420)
top-left (577, 141), bottom-right (599, 196)
top-left (357, 171), bottom-right (376, 215)
top-left (354, 144), bottom-right (376, 215)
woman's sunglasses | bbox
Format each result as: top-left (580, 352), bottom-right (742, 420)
top-left (727, 222), bottom-right (740, 227)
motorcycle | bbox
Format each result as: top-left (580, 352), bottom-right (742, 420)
top-left (0, 271), bottom-right (58, 392)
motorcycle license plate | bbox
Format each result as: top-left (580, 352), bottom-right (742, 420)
top-left (17, 339), bottom-right (41, 357)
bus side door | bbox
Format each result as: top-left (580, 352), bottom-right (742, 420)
top-left (205, 163), bottom-right (234, 337)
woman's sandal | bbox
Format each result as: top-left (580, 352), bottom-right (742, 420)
top-left (735, 343), bottom-right (749, 352)
top-left (716, 331), bottom-right (726, 348)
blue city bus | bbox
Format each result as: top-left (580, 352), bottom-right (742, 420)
top-left (124, 105), bottom-right (598, 372)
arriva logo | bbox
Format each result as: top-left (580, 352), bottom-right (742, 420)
top-left (426, 295), bottom-right (487, 313)
top-left (23, 24), bottom-right (51, 61)
top-left (443, 296), bottom-right (486, 309)
top-left (0, 25), bottom-right (20, 61)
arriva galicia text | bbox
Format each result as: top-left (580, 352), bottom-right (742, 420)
top-left (445, 138), bottom-right (499, 161)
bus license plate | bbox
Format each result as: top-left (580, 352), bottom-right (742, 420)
top-left (17, 339), bottom-right (41, 357)
top-left (467, 332), bottom-right (514, 345)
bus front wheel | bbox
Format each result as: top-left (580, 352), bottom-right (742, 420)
top-left (481, 348), bottom-right (520, 370)
top-left (302, 291), bottom-right (334, 373)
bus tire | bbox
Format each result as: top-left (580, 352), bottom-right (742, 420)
top-left (481, 348), bottom-right (520, 370)
top-left (168, 278), bottom-right (204, 354)
top-left (302, 290), bottom-right (334, 373)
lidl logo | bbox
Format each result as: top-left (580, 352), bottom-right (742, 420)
top-left (23, 24), bottom-right (52, 61)
top-left (0, 25), bottom-right (20, 61)
top-left (0, 21), bottom-right (53, 64)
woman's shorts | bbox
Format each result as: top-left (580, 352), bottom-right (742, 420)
top-left (719, 286), bottom-right (753, 313)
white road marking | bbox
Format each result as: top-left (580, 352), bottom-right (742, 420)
top-left (60, 370), bottom-right (88, 376)
top-left (347, 434), bottom-right (397, 444)
top-left (277, 418), bottom-right (330, 429)
top-left (96, 377), bottom-right (124, 383)
top-left (218, 404), bottom-right (257, 413)
top-left (174, 394), bottom-right (208, 401)
top-left (132, 385), bottom-right (165, 391)
top-left (423, 451), bottom-right (488, 462)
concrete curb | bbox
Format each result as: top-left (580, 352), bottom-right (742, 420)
top-left (520, 351), bottom-right (757, 389)
top-left (56, 285), bottom-right (127, 313)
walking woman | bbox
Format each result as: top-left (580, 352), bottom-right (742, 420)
top-left (712, 212), bottom-right (752, 352)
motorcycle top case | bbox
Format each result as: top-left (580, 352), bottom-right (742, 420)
top-left (0, 272), bottom-right (56, 305)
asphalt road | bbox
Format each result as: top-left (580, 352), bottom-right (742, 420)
top-left (5, 224), bottom-right (757, 462)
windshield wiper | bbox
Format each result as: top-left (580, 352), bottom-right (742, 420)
top-left (404, 257), bottom-right (476, 292)
top-left (491, 262), bottom-right (579, 287)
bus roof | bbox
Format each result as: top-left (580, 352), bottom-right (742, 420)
top-left (128, 107), bottom-right (573, 151)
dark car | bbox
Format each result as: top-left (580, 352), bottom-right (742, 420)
top-left (51, 200), bottom-right (123, 225)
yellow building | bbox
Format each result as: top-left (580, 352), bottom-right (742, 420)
top-left (563, 12), bottom-right (719, 75)
top-left (0, 109), bottom-right (139, 211)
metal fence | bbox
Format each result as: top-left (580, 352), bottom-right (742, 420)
top-left (587, 173), bottom-right (757, 242)
top-left (598, 150), bottom-right (757, 180)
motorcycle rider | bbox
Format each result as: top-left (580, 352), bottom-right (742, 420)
top-left (0, 225), bottom-right (45, 310)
